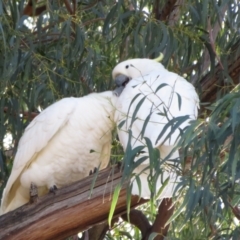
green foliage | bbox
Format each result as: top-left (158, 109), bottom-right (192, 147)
top-left (173, 85), bottom-right (240, 239)
top-left (0, 0), bottom-right (240, 239)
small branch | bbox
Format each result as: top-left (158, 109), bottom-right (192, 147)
top-left (204, 207), bottom-right (218, 238)
top-left (82, 17), bottom-right (105, 26)
top-left (227, 198), bottom-right (240, 221)
top-left (73, 0), bottom-right (77, 15)
top-left (121, 209), bottom-right (151, 238)
top-left (199, 40), bottom-right (240, 104)
top-left (121, 199), bottom-right (174, 240)
top-left (85, 218), bottom-right (119, 240)
top-left (153, 0), bottom-right (178, 21)
top-left (231, 206), bottom-right (240, 220)
top-left (81, 0), bottom-right (100, 11)
top-left (80, 76), bottom-right (93, 93)
top-left (182, 63), bottom-right (199, 74)
top-left (3, 107), bottom-right (39, 120)
top-left (144, 198), bottom-right (174, 240)
top-left (168, 0), bottom-right (185, 26)
top-left (22, 0), bottom-right (46, 17)
top-left (64, 0), bottom-right (74, 15)
top-left (207, 17), bottom-right (224, 70)
top-left (191, 4), bottom-right (228, 85)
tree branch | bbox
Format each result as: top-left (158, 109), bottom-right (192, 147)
top-left (144, 198), bottom-right (174, 240)
top-left (64, 0), bottom-right (74, 15)
top-left (200, 40), bottom-right (240, 105)
top-left (153, 0), bottom-right (178, 21)
top-left (191, 4), bottom-right (228, 85)
top-left (121, 209), bottom-right (151, 238)
top-left (23, 0), bottom-right (46, 16)
top-left (0, 165), bottom-right (148, 240)
top-left (85, 218), bottom-right (119, 240)
top-left (3, 107), bottom-right (39, 120)
top-left (167, 0), bottom-right (184, 26)
top-left (121, 199), bottom-right (174, 240)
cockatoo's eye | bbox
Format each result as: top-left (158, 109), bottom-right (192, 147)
top-left (125, 65), bottom-right (129, 69)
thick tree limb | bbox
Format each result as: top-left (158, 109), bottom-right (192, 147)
top-left (0, 165), bottom-right (147, 240)
top-left (200, 40), bottom-right (240, 104)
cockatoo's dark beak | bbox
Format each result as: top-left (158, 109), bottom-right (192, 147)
top-left (113, 74), bottom-right (131, 96)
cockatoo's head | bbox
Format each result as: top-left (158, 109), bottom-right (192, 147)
top-left (112, 58), bottom-right (165, 96)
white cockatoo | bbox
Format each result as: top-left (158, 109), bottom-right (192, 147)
top-left (0, 91), bottom-right (117, 214)
top-left (113, 58), bottom-right (199, 199)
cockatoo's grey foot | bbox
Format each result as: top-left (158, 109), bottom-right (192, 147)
top-left (49, 185), bottom-right (58, 194)
top-left (89, 167), bottom-right (98, 175)
top-left (29, 182), bottom-right (38, 204)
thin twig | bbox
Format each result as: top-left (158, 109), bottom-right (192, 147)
top-left (207, 17), bottom-right (224, 70)
top-left (3, 107), bottom-right (39, 120)
top-left (64, 0), bottom-right (74, 15)
top-left (227, 198), bottom-right (240, 220)
top-left (82, 17), bottom-right (105, 26)
top-left (204, 207), bottom-right (218, 238)
top-left (81, 0), bottom-right (99, 11)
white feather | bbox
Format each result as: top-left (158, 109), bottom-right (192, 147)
top-left (113, 59), bottom-right (199, 199)
top-left (1, 91), bottom-right (117, 214)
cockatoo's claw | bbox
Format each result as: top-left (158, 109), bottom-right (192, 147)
top-left (49, 185), bottom-right (58, 195)
top-left (89, 167), bottom-right (98, 175)
top-left (29, 182), bottom-right (38, 204)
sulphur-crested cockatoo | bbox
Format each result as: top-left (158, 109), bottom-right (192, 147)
top-left (113, 58), bottom-right (199, 199)
top-left (1, 91), bottom-right (117, 214)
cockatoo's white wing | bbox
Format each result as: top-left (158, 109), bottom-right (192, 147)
top-left (1, 91), bottom-right (116, 214)
top-left (115, 70), bottom-right (199, 149)
top-left (114, 70), bottom-right (199, 198)
top-left (1, 98), bottom-right (77, 212)
top-left (15, 98), bottom-right (77, 169)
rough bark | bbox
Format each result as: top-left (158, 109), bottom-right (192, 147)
top-left (144, 198), bottom-right (174, 240)
top-left (0, 165), bottom-right (147, 240)
top-left (153, 0), bottom-right (178, 21)
top-left (23, 0), bottom-right (46, 16)
top-left (121, 200), bottom-right (174, 240)
top-left (121, 209), bottom-right (151, 238)
top-left (200, 41), bottom-right (240, 104)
